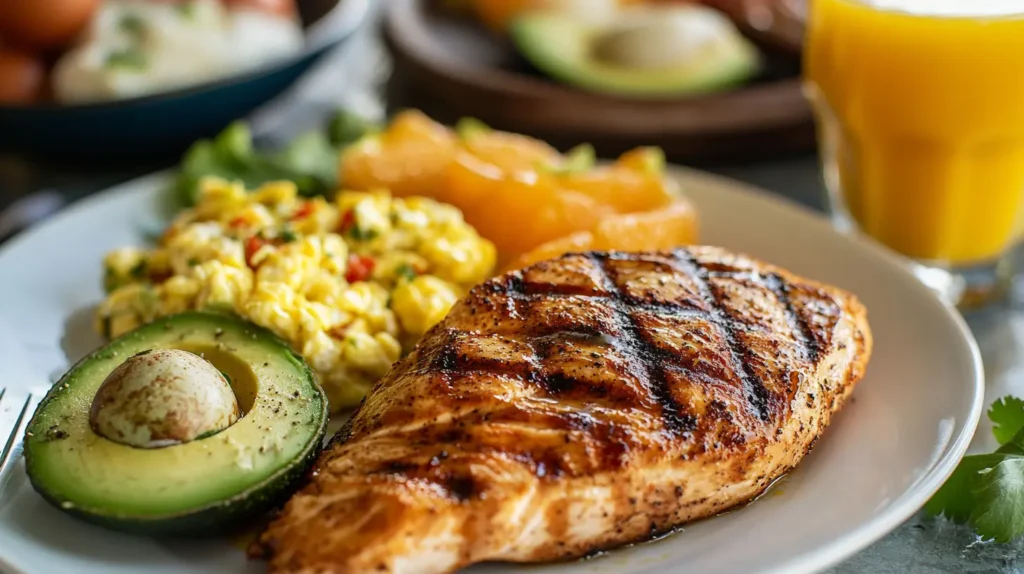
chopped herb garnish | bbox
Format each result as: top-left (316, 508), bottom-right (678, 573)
top-left (395, 263), bottom-right (418, 283)
top-left (348, 226), bottom-right (378, 241)
top-left (187, 257), bottom-right (200, 267)
top-left (130, 260), bottom-right (147, 278)
top-left (106, 48), bottom-right (148, 71)
top-left (280, 228), bottom-right (298, 243)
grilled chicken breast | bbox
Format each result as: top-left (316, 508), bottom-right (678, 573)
top-left (255, 247), bottom-right (872, 573)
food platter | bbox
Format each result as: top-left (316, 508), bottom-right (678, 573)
top-left (384, 0), bottom-right (816, 163)
top-left (0, 166), bottom-right (983, 574)
top-left (0, 0), bottom-right (371, 162)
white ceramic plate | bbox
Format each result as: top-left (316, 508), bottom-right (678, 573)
top-left (0, 169), bottom-right (983, 574)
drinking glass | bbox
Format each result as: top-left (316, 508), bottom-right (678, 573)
top-left (803, 0), bottom-right (1024, 308)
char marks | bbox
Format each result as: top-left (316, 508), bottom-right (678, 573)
top-left (419, 249), bottom-right (832, 440)
top-left (500, 251), bottom-right (700, 435)
top-left (435, 249), bottom-right (807, 434)
top-left (587, 252), bottom-right (695, 435)
top-left (672, 248), bottom-right (772, 421)
top-left (764, 272), bottom-right (821, 362)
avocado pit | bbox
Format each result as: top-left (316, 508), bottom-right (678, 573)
top-left (592, 7), bottom-right (734, 71)
top-left (89, 348), bottom-right (240, 448)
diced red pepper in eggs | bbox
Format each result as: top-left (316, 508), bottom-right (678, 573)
top-left (245, 235), bottom-right (269, 268)
top-left (345, 254), bottom-right (375, 283)
top-left (291, 201), bottom-right (314, 220)
top-left (338, 209), bottom-right (355, 234)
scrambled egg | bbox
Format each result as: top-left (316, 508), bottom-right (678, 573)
top-left (97, 179), bottom-right (496, 410)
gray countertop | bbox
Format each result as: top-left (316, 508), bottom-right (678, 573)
top-left (3, 4), bottom-right (1023, 572)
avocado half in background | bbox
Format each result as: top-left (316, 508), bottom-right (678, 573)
top-left (511, 4), bottom-right (761, 97)
top-left (23, 311), bottom-right (328, 535)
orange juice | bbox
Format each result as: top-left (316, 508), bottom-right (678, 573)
top-left (805, 0), bottom-right (1024, 264)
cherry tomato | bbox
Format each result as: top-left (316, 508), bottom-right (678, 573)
top-left (0, 50), bottom-right (45, 105)
top-left (0, 0), bottom-right (100, 50)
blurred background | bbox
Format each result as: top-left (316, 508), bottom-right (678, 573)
top-left (6, 2), bottom-right (1024, 571)
top-left (0, 0), bottom-right (824, 239)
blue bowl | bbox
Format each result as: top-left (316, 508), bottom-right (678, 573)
top-left (0, 0), bottom-right (370, 163)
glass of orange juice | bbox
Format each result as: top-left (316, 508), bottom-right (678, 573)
top-left (804, 0), bottom-right (1024, 308)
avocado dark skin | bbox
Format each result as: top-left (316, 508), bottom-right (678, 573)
top-left (33, 449), bottom-right (324, 536)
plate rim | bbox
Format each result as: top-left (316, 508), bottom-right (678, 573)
top-left (0, 167), bottom-right (985, 574)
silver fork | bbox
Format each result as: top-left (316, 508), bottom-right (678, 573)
top-left (0, 389), bottom-right (41, 494)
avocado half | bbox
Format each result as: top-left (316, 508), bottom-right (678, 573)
top-left (511, 7), bottom-right (760, 98)
top-left (24, 312), bottom-right (328, 535)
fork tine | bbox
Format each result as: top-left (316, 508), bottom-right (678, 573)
top-left (0, 388), bottom-right (17, 453)
top-left (0, 391), bottom-right (40, 494)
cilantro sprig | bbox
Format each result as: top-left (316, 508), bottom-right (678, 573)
top-left (926, 396), bottom-right (1024, 542)
top-left (990, 396), bottom-right (1024, 445)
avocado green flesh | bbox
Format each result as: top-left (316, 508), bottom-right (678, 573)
top-left (24, 311), bottom-right (327, 533)
top-left (511, 14), bottom-right (760, 97)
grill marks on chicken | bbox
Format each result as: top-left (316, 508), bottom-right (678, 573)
top-left (255, 247), bottom-right (872, 574)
